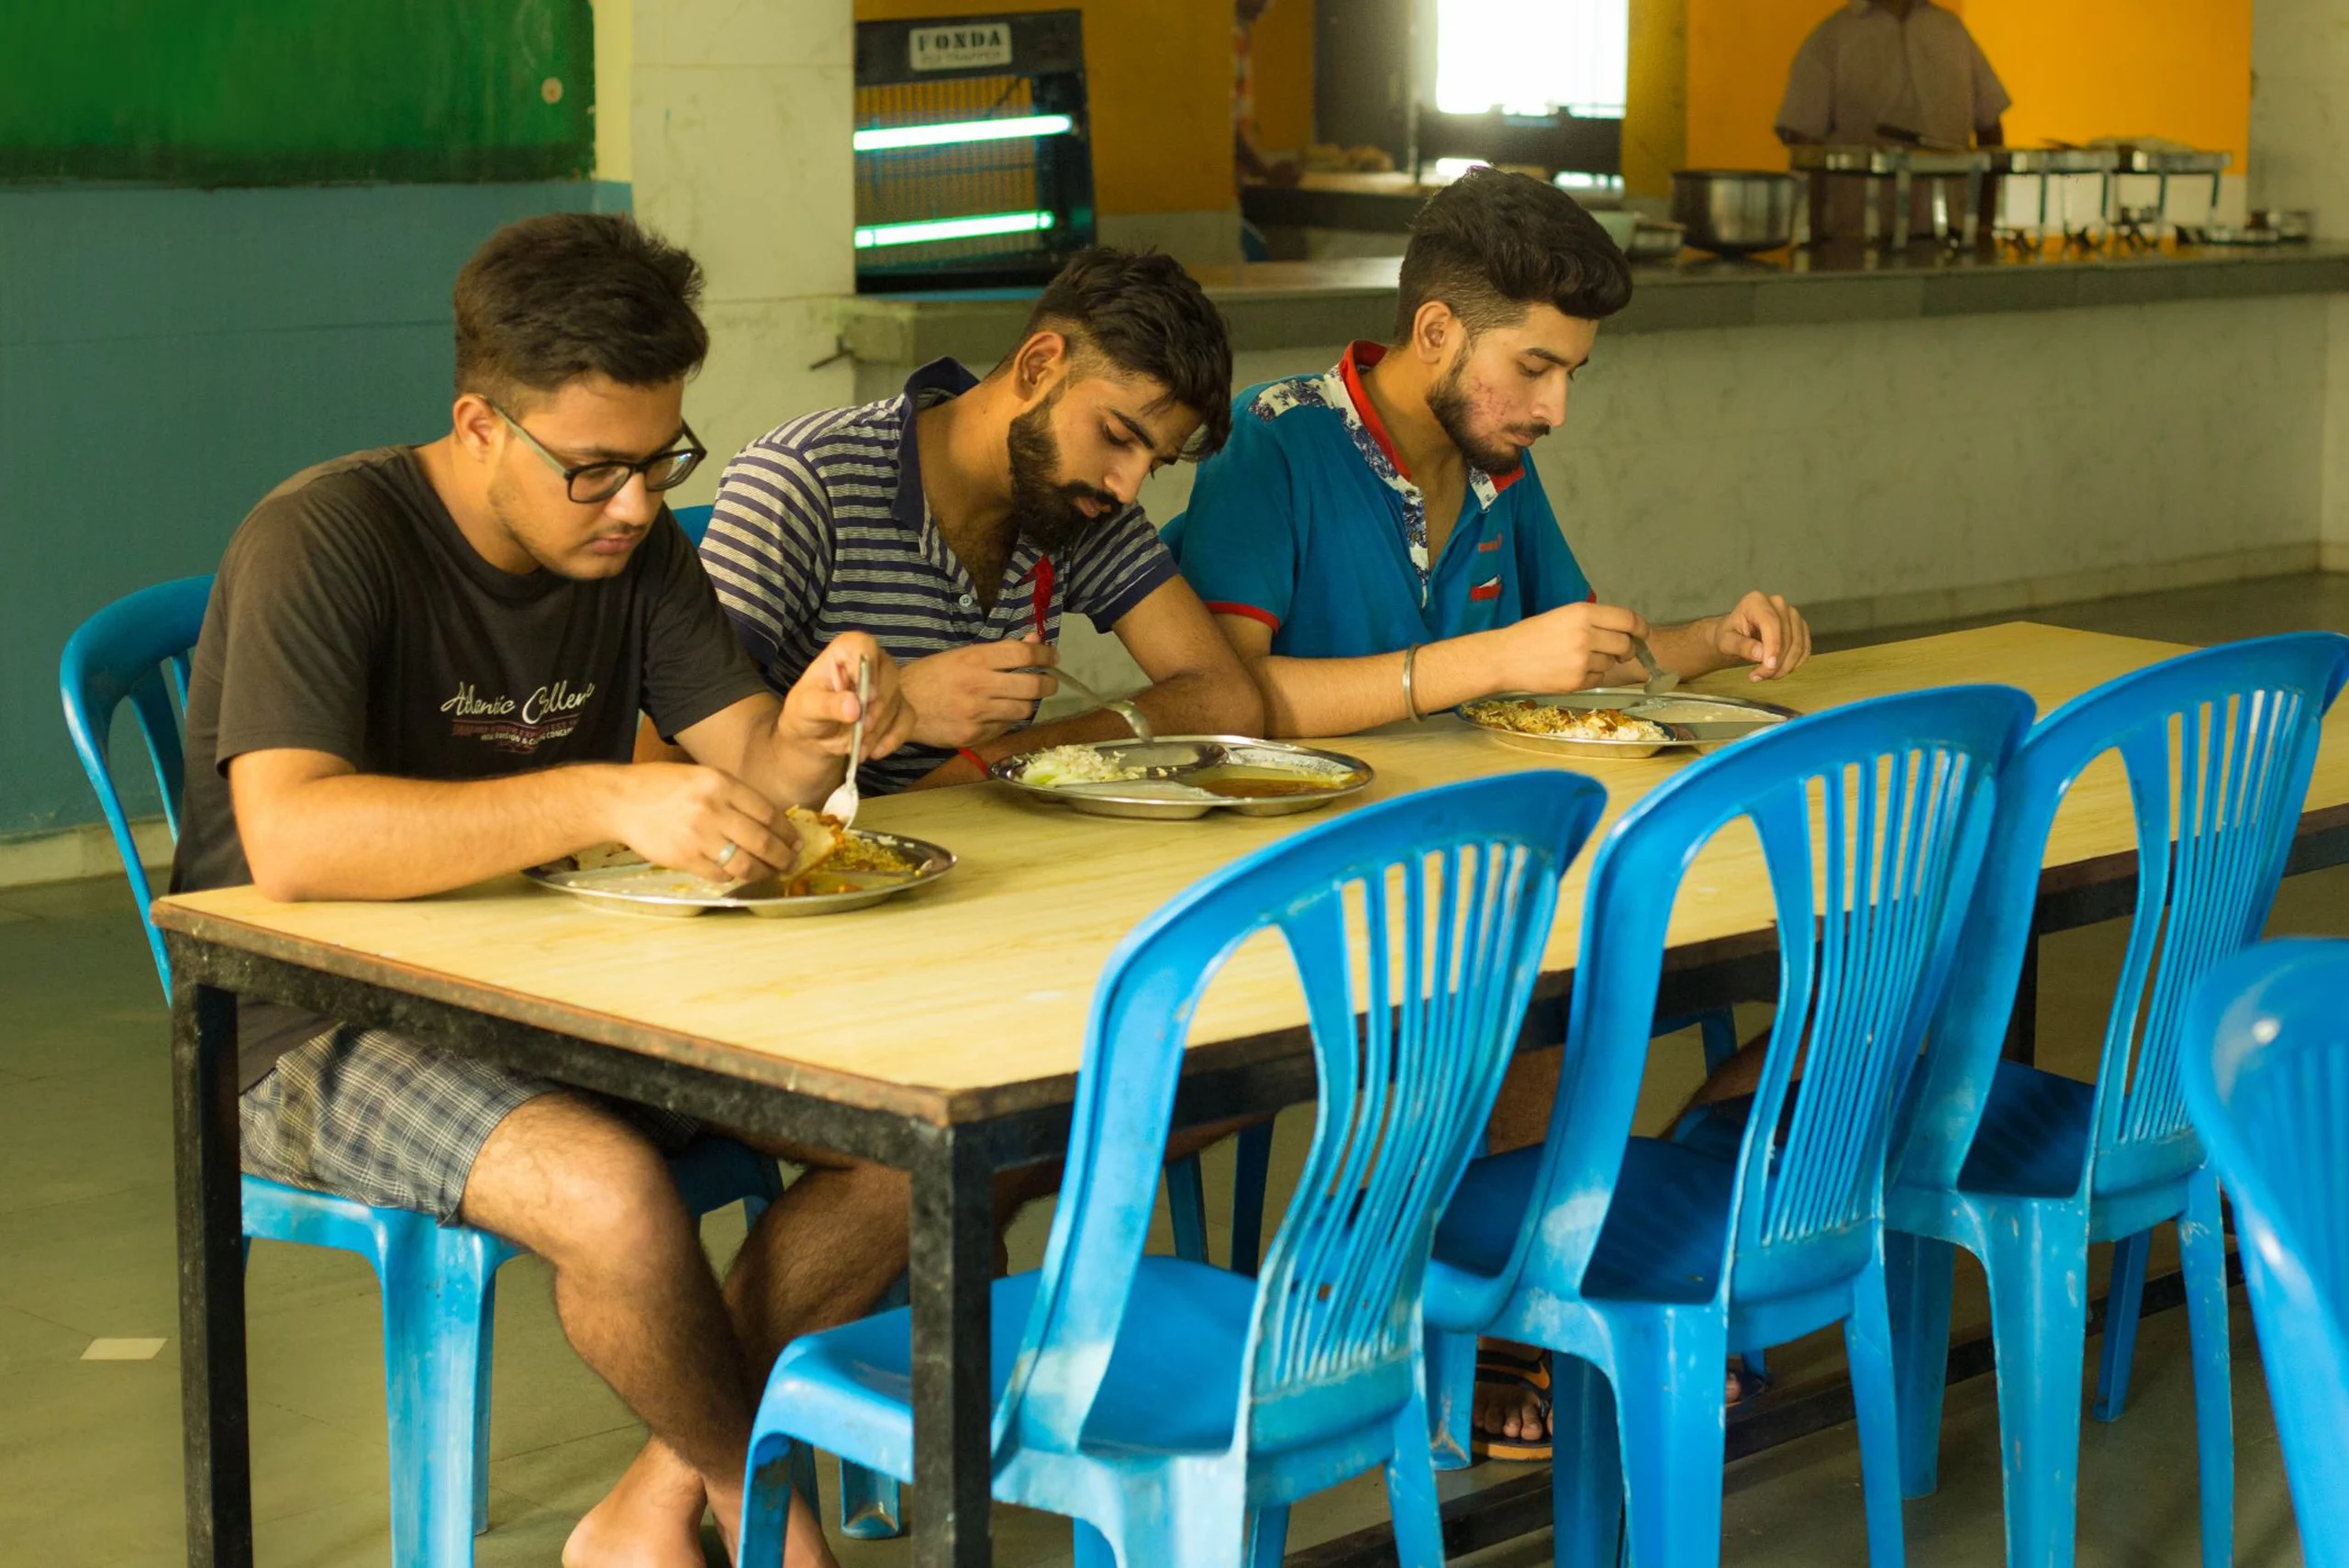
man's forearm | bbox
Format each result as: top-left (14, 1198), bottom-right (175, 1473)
top-left (681, 693), bottom-right (842, 810)
top-left (1245, 634), bottom-right (1513, 739)
top-left (962, 667), bottom-right (1262, 763)
top-left (1647, 617), bottom-right (1732, 680)
top-left (735, 733), bottom-right (843, 811)
top-left (243, 767), bottom-right (620, 902)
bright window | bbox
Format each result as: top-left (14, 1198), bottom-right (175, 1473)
top-left (1432, 0), bottom-right (1628, 120)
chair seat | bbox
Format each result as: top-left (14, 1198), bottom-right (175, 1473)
top-left (1433, 1140), bottom-right (1731, 1307)
top-left (769, 1256), bottom-right (1256, 1473)
top-left (1686, 1061), bottom-right (2092, 1204)
top-left (1951, 1060), bottom-right (2092, 1198)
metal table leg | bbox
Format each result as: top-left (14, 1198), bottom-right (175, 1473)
top-left (909, 1127), bottom-right (998, 1568)
top-left (174, 981), bottom-right (252, 1568)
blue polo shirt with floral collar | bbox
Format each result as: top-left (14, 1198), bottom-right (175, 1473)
top-left (1168, 339), bottom-right (1594, 660)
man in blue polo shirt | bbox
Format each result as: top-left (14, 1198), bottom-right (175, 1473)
top-left (1173, 166), bottom-right (1810, 737)
top-left (1174, 167), bottom-right (1812, 1458)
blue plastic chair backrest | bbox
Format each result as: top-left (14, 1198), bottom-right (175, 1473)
top-left (2182, 937), bottom-right (2349, 1565)
top-left (1510, 686), bottom-right (2032, 1311)
top-left (994, 772), bottom-right (1608, 1461)
top-left (1897, 633), bottom-right (2349, 1202)
top-left (59, 575), bottom-right (217, 997)
top-left (672, 503), bottom-right (714, 547)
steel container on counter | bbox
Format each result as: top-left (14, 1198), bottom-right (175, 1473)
top-left (1670, 170), bottom-right (1800, 256)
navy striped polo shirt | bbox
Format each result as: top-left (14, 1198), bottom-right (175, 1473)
top-left (703, 358), bottom-right (1178, 794)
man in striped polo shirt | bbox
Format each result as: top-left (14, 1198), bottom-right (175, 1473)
top-left (704, 248), bottom-right (1262, 789)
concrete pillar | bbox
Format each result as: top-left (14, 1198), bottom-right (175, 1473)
top-left (623, 0), bottom-right (859, 500)
top-left (2252, 0), bottom-right (2349, 561)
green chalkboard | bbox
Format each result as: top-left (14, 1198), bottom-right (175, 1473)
top-left (2, 1), bottom-right (595, 184)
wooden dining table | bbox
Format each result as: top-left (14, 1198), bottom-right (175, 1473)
top-left (154, 621), bottom-right (2349, 1568)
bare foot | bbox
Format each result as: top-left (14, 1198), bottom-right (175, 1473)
top-left (565, 1440), bottom-right (708, 1568)
top-left (569, 1437), bottom-right (840, 1568)
top-left (1471, 1338), bottom-right (1552, 1451)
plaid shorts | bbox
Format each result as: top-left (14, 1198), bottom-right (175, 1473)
top-left (239, 1027), bottom-right (705, 1223)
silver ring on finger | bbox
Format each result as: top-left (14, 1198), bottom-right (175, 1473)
top-left (715, 840), bottom-right (740, 868)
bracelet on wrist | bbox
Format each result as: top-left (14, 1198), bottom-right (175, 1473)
top-left (957, 748), bottom-right (989, 773)
top-left (1401, 643), bottom-right (1425, 723)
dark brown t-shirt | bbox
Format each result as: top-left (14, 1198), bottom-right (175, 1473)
top-left (171, 448), bottom-right (769, 1087)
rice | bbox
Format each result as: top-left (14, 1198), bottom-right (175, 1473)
top-left (1464, 700), bottom-right (1670, 742)
top-left (829, 833), bottom-right (923, 875)
top-left (1019, 744), bottom-right (1148, 787)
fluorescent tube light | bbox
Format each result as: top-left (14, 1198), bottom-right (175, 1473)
top-left (853, 114), bottom-right (1075, 153)
top-left (853, 210), bottom-right (1058, 249)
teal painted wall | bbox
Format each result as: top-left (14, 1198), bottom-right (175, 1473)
top-left (4, 1), bottom-right (596, 183)
top-left (2, 180), bottom-right (629, 840)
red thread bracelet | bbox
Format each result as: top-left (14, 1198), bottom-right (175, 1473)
top-left (958, 748), bottom-right (988, 773)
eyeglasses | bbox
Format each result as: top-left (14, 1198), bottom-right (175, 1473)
top-left (493, 405), bottom-right (707, 504)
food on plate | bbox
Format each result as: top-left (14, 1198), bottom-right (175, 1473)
top-left (780, 806), bottom-right (842, 881)
top-left (1187, 764), bottom-right (1362, 799)
top-left (554, 809), bottom-right (884, 898)
top-left (1463, 700), bottom-right (1672, 742)
top-left (825, 832), bottom-right (923, 877)
top-left (1017, 744), bottom-right (1156, 788)
top-left (784, 828), bottom-right (927, 895)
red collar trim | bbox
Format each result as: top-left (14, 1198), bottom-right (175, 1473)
top-left (1337, 341), bottom-right (1410, 481)
top-left (1338, 339), bottom-right (1528, 495)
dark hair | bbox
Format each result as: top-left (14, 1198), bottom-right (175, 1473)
top-left (1395, 167), bottom-right (1633, 339)
top-left (452, 212), bottom-right (709, 407)
top-left (1018, 247), bottom-right (1235, 460)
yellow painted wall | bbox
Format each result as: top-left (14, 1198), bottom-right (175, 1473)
top-left (1623, 0), bottom-right (1687, 195)
top-left (1965, 0), bottom-right (2249, 161)
top-left (1681, 0), bottom-right (2249, 172)
top-left (1251, 0), bottom-right (1316, 158)
top-left (852, 0), bottom-right (1232, 216)
top-left (1684, 0), bottom-right (1872, 171)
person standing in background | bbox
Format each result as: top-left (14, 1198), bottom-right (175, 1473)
top-left (1233, 0), bottom-right (1302, 189)
top-left (1776, 0), bottom-right (2010, 239)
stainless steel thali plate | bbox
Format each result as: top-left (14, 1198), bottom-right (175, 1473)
top-left (990, 736), bottom-right (1375, 820)
top-left (1459, 689), bottom-right (1800, 760)
top-left (525, 831), bottom-right (955, 918)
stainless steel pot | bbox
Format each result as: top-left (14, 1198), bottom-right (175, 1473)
top-left (1670, 170), bottom-right (1801, 256)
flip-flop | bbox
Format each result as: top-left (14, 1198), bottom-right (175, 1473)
top-left (1470, 1346), bottom-right (1554, 1462)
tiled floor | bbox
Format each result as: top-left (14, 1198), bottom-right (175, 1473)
top-left (8, 573), bottom-right (2345, 1567)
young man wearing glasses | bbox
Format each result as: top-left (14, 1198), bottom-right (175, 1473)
top-left (173, 213), bottom-right (907, 1568)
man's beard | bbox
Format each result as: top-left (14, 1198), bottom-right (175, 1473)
top-left (1007, 399), bottom-right (1120, 554)
top-left (1426, 358), bottom-right (1548, 477)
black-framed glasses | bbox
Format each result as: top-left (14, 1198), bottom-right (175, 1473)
top-left (493, 405), bottom-right (707, 504)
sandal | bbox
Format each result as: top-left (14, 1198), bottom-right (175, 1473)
top-left (1470, 1345), bottom-right (1554, 1462)
top-left (1727, 1361), bottom-right (1772, 1407)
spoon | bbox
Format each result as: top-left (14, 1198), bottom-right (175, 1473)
top-left (1630, 637), bottom-right (1679, 695)
top-left (1013, 664), bottom-right (1154, 743)
top-left (819, 655), bottom-right (870, 826)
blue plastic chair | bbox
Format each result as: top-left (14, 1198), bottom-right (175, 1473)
top-left (2183, 939), bottom-right (2349, 1568)
top-left (690, 493), bottom-right (1264, 1537)
top-left (736, 771), bottom-right (1609, 1568)
top-left (1424, 684), bottom-right (2033, 1568)
top-left (60, 574), bottom-right (785, 1568)
top-left (1884, 632), bottom-right (2349, 1568)
top-left (1420, 1003), bottom-right (1752, 1468)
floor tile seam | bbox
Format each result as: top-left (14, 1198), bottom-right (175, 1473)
top-left (485, 1417), bottom-right (648, 1472)
top-left (0, 1176), bottom-right (166, 1223)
